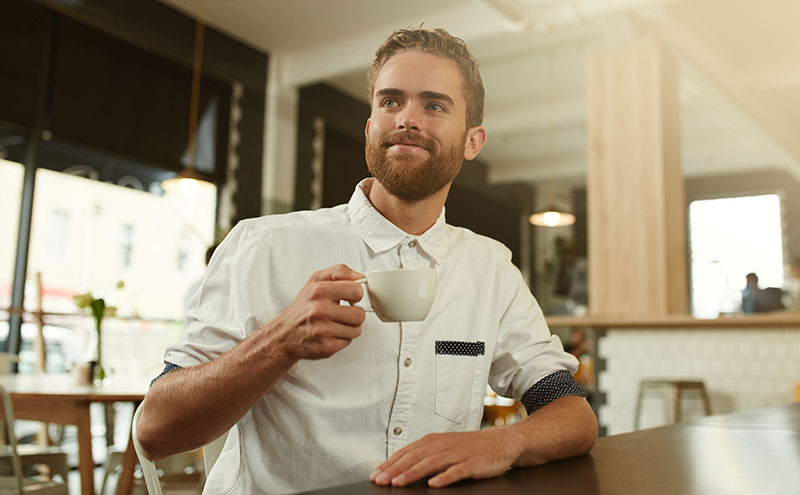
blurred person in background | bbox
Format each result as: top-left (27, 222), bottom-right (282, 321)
top-left (742, 272), bottom-right (786, 313)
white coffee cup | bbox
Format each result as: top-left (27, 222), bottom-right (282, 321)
top-left (353, 268), bottom-right (437, 322)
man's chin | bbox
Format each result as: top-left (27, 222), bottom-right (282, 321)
top-left (384, 150), bottom-right (429, 164)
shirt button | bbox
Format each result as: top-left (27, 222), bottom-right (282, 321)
top-left (404, 357), bottom-right (412, 367)
top-left (408, 240), bottom-right (417, 248)
top-left (393, 426), bottom-right (403, 436)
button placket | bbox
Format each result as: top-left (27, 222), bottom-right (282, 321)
top-left (386, 241), bottom-right (422, 457)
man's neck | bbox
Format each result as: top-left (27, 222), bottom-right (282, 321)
top-left (364, 179), bottom-right (449, 236)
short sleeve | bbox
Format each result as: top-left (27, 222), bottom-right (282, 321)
top-left (164, 220), bottom-right (267, 368)
top-left (487, 252), bottom-right (579, 401)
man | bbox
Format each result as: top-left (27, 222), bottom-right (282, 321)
top-left (138, 28), bottom-right (597, 494)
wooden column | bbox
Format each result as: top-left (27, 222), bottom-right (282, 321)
top-left (586, 40), bottom-right (688, 316)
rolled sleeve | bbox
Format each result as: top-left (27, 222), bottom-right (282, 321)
top-left (519, 370), bottom-right (585, 414)
top-left (150, 362), bottom-right (182, 387)
top-left (164, 220), bottom-right (268, 368)
top-left (487, 254), bottom-right (579, 402)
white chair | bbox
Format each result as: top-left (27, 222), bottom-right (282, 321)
top-left (0, 384), bottom-right (67, 494)
top-left (0, 352), bottom-right (68, 486)
top-left (131, 401), bottom-right (229, 495)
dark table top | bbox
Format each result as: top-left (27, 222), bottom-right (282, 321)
top-left (297, 403), bottom-right (800, 495)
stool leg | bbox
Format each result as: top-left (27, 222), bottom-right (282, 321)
top-left (673, 385), bottom-right (681, 423)
top-left (700, 384), bottom-right (711, 416)
top-left (634, 384), bottom-right (645, 430)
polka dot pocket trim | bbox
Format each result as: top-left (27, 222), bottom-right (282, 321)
top-left (435, 340), bottom-right (485, 356)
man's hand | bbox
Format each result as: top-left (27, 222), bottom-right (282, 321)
top-left (271, 264), bottom-right (367, 360)
top-left (370, 396), bottom-right (597, 488)
top-left (139, 264), bottom-right (367, 461)
top-left (370, 428), bottom-right (522, 488)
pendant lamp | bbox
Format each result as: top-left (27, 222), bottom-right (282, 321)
top-left (529, 206), bottom-right (576, 227)
top-left (162, 12), bottom-right (214, 196)
top-left (529, 54), bottom-right (575, 227)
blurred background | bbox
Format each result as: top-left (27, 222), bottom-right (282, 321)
top-left (2, 0), bottom-right (800, 492)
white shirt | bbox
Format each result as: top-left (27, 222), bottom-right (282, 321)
top-left (164, 179), bottom-right (579, 494)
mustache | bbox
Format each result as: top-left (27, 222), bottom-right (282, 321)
top-left (381, 131), bottom-right (435, 151)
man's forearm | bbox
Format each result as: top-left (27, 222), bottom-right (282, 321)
top-left (137, 264), bottom-right (368, 461)
top-left (137, 321), bottom-right (297, 461)
top-left (507, 395), bottom-right (598, 467)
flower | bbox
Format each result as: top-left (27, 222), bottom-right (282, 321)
top-left (72, 281), bottom-right (124, 382)
top-left (73, 292), bottom-right (94, 309)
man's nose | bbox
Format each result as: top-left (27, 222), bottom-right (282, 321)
top-left (397, 105), bottom-right (421, 131)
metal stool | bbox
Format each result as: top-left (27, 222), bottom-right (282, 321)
top-left (634, 380), bottom-right (711, 429)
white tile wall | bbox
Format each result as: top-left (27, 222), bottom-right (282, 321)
top-left (598, 327), bottom-right (800, 435)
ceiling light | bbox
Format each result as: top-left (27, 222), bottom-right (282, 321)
top-left (162, 11), bottom-right (214, 197)
top-left (530, 206), bottom-right (576, 227)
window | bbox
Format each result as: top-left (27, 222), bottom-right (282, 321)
top-left (120, 223), bottom-right (134, 268)
top-left (689, 194), bottom-right (784, 318)
top-left (26, 168), bottom-right (216, 319)
top-left (176, 231), bottom-right (191, 273)
top-left (46, 209), bottom-right (70, 261)
top-left (0, 157), bottom-right (24, 312)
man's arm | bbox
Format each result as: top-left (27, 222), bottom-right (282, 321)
top-left (137, 264), bottom-right (366, 461)
top-left (371, 395), bottom-right (597, 488)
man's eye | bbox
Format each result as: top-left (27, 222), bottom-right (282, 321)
top-left (381, 99), bottom-right (399, 108)
top-left (428, 103), bottom-right (445, 112)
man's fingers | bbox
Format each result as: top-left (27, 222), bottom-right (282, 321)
top-left (390, 452), bottom-right (457, 487)
top-left (310, 264), bottom-right (364, 282)
top-left (427, 462), bottom-right (471, 488)
top-left (373, 443), bottom-right (455, 486)
top-left (327, 303), bottom-right (366, 327)
top-left (308, 280), bottom-right (364, 306)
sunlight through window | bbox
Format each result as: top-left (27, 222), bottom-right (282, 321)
top-left (689, 194), bottom-right (784, 318)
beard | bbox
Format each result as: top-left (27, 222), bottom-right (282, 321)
top-left (365, 129), bottom-right (466, 202)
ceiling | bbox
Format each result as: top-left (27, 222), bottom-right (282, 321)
top-left (158, 0), bottom-right (800, 189)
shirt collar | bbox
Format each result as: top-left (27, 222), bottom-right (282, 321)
top-left (348, 178), bottom-right (448, 265)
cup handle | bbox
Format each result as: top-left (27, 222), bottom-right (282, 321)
top-left (349, 278), bottom-right (374, 312)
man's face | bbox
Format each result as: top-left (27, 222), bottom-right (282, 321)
top-left (365, 51), bottom-right (484, 202)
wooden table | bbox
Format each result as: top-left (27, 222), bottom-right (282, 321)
top-left (296, 403), bottom-right (800, 494)
top-left (0, 373), bottom-right (147, 495)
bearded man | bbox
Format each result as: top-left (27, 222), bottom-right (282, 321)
top-left (138, 27), bottom-right (597, 494)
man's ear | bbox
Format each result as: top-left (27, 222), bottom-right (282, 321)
top-left (463, 126), bottom-right (487, 161)
top-left (365, 118), bottom-right (371, 137)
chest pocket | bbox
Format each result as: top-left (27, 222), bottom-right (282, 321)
top-left (434, 341), bottom-right (484, 424)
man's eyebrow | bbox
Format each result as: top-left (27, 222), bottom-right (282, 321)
top-left (374, 88), bottom-right (455, 106)
top-left (375, 88), bottom-right (405, 97)
top-left (419, 91), bottom-right (455, 106)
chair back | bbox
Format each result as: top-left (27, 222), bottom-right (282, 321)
top-left (0, 352), bottom-right (19, 375)
top-left (0, 383), bottom-right (31, 494)
top-left (132, 400), bottom-right (229, 495)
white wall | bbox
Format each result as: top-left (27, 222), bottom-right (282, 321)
top-left (599, 327), bottom-right (800, 435)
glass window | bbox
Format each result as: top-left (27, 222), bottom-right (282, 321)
top-left (689, 194), bottom-right (784, 318)
top-left (46, 209), bottom-right (70, 261)
top-left (0, 157), bottom-right (24, 315)
top-left (120, 223), bottom-right (134, 269)
top-left (26, 168), bottom-right (217, 320)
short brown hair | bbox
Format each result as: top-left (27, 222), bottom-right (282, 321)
top-left (368, 28), bottom-right (485, 128)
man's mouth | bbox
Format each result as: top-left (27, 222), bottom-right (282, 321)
top-left (389, 142), bottom-right (427, 151)
top-left (383, 133), bottom-right (432, 152)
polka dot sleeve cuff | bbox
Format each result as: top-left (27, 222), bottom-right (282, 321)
top-left (520, 370), bottom-right (586, 414)
top-left (150, 362), bottom-right (182, 387)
